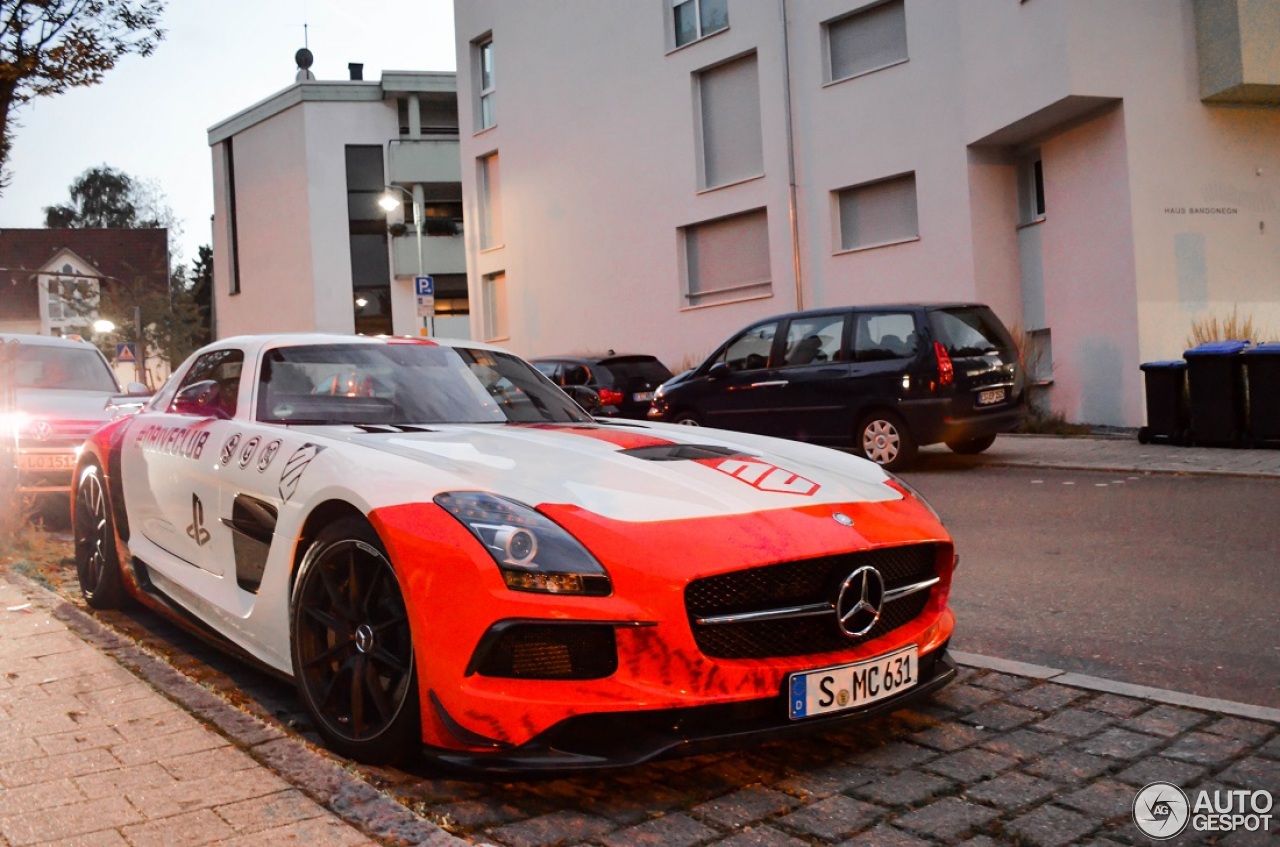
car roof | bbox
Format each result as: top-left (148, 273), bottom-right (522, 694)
top-left (749, 302), bottom-right (992, 322)
top-left (0, 332), bottom-right (103, 349)
top-left (201, 333), bottom-right (510, 358)
top-left (531, 353), bottom-right (660, 363)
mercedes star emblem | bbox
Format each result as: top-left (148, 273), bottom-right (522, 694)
top-left (836, 565), bottom-right (885, 637)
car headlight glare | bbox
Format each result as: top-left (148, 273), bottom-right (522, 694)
top-left (435, 491), bottom-right (611, 596)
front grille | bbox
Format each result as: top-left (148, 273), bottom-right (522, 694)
top-left (469, 622), bottom-right (618, 680)
top-left (17, 419), bottom-right (104, 448)
top-left (686, 545), bottom-right (938, 659)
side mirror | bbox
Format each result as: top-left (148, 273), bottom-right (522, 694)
top-left (707, 362), bottom-right (731, 380)
top-left (564, 385), bottom-right (603, 416)
top-left (124, 381), bottom-right (150, 396)
top-left (172, 379), bottom-right (227, 418)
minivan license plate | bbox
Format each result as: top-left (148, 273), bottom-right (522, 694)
top-left (788, 646), bottom-right (917, 719)
top-left (977, 388), bottom-right (1006, 406)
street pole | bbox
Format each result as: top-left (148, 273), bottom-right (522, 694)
top-left (134, 304), bottom-right (144, 386)
top-left (411, 184), bottom-right (433, 337)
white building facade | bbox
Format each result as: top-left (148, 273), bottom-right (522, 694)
top-left (208, 69), bottom-right (469, 341)
top-left (453, 0), bottom-right (1279, 427)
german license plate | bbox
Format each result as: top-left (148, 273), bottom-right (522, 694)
top-left (17, 451), bottom-right (75, 472)
top-left (788, 646), bottom-right (917, 719)
top-left (977, 388), bottom-right (1006, 406)
top-left (632, 391), bottom-right (655, 403)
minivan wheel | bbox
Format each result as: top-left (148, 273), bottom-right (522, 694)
top-left (945, 434), bottom-right (997, 455)
top-left (856, 412), bottom-right (917, 471)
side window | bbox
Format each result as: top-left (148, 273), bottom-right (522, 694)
top-left (852, 312), bottom-right (919, 362)
top-left (533, 362), bottom-right (561, 383)
top-left (716, 320), bottom-right (780, 372)
top-left (781, 314), bottom-right (847, 367)
top-left (562, 364), bottom-right (592, 387)
top-left (171, 349), bottom-right (245, 418)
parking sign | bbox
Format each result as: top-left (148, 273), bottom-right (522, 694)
top-left (415, 275), bottom-right (435, 318)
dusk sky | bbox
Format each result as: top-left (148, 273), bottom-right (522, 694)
top-left (1, 0), bottom-right (456, 270)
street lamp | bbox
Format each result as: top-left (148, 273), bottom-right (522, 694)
top-left (378, 184), bottom-right (433, 335)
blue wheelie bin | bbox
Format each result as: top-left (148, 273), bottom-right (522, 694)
top-left (1138, 361), bottom-right (1189, 445)
top-left (1183, 340), bottom-right (1249, 446)
top-left (1242, 342), bottom-right (1280, 446)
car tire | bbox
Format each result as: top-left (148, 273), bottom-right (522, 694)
top-left (671, 410), bottom-right (703, 426)
top-left (74, 462), bottom-right (127, 610)
top-left (290, 517), bottom-right (420, 765)
top-left (945, 434), bottom-right (997, 455)
top-left (856, 411), bottom-right (918, 471)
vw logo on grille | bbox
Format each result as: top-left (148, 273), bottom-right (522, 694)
top-left (30, 420), bottom-right (54, 442)
top-left (836, 566), bottom-right (885, 637)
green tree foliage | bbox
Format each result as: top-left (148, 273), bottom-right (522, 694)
top-left (0, 1), bottom-right (166, 193)
top-left (189, 244), bottom-right (213, 346)
top-left (45, 164), bottom-right (150, 228)
top-left (44, 164), bottom-right (210, 377)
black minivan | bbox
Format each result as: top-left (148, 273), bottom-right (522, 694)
top-left (648, 304), bottom-right (1025, 470)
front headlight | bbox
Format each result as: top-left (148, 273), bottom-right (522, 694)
top-left (884, 471), bottom-right (944, 525)
top-left (435, 491), bottom-right (612, 596)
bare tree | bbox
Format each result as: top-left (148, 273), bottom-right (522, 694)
top-left (0, 0), bottom-right (166, 192)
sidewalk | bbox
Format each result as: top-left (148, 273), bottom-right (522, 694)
top-left (1, 436), bottom-right (1276, 846)
top-left (0, 575), bottom-right (464, 847)
top-left (921, 432), bottom-right (1280, 478)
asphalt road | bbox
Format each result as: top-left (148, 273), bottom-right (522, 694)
top-left (901, 463), bottom-right (1280, 710)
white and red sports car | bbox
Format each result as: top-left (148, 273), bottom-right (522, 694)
top-left (73, 334), bottom-right (957, 772)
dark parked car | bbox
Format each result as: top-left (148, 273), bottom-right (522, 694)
top-left (648, 303), bottom-right (1026, 470)
top-left (532, 353), bottom-right (673, 420)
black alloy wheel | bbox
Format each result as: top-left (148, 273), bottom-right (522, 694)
top-left (945, 434), bottom-right (997, 455)
top-left (74, 463), bottom-right (126, 609)
top-left (290, 518), bottom-right (420, 765)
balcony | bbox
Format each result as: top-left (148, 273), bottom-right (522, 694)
top-left (391, 232), bottom-right (466, 277)
top-left (388, 138), bottom-right (461, 184)
top-left (1195, 0), bottom-right (1280, 104)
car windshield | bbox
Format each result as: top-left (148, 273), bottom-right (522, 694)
top-left (256, 343), bottom-right (592, 426)
top-left (12, 344), bottom-right (120, 392)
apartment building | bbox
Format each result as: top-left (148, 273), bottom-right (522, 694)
top-left (208, 61), bottom-right (469, 340)
top-left (452, 0), bottom-right (1278, 427)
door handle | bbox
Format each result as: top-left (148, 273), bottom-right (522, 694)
top-left (748, 380), bottom-right (789, 388)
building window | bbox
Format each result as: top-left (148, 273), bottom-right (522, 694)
top-left (223, 139), bottom-right (241, 295)
top-left (482, 271), bottom-right (508, 341)
top-left (836, 172), bottom-right (919, 252)
top-left (1019, 155), bottom-right (1046, 224)
top-left (697, 53), bottom-right (763, 189)
top-left (673, 0), bottom-right (728, 48)
top-left (478, 153), bottom-right (503, 250)
top-left (682, 208), bottom-right (771, 307)
top-left (345, 145), bottom-right (392, 335)
top-left (825, 0), bottom-right (908, 84)
top-left (475, 35), bottom-right (495, 130)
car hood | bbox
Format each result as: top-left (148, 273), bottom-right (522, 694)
top-left (308, 421), bottom-right (899, 522)
top-left (14, 388), bottom-right (116, 422)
